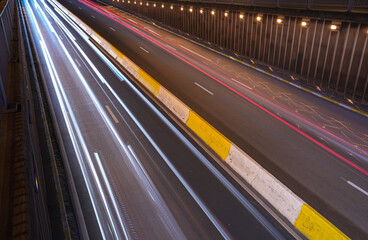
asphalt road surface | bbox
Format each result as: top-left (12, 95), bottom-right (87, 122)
top-left (21, 0), bottom-right (304, 238)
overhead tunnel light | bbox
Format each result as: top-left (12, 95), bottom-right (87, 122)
top-left (170, 5), bottom-right (173, 10)
top-left (276, 16), bottom-right (284, 24)
top-left (161, 4), bottom-right (164, 8)
top-left (189, 7), bottom-right (193, 13)
top-left (239, 13), bottom-right (244, 19)
top-left (224, 11), bottom-right (229, 17)
top-left (140, 2), bottom-right (142, 5)
top-left (153, 3), bottom-right (156, 7)
top-left (180, 6), bottom-right (184, 11)
top-left (146, 2), bottom-right (148, 6)
top-left (301, 19), bottom-right (310, 27)
top-left (256, 14), bottom-right (263, 22)
top-left (330, 21), bottom-right (341, 31)
top-left (211, 10), bottom-right (215, 16)
top-left (200, 8), bottom-right (203, 14)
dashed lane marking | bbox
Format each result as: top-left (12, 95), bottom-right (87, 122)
top-left (75, 58), bottom-right (81, 67)
top-left (179, 45), bottom-right (210, 61)
top-left (347, 180), bottom-right (368, 197)
top-left (139, 47), bottom-right (149, 54)
top-left (105, 105), bottom-right (119, 123)
top-left (231, 78), bottom-right (253, 90)
top-left (195, 82), bottom-right (214, 95)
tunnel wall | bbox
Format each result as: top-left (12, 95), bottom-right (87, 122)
top-left (0, 0), bottom-right (15, 109)
top-left (177, 0), bottom-right (368, 13)
top-left (108, 0), bottom-right (368, 105)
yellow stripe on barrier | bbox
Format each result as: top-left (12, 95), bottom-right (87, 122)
top-left (137, 68), bottom-right (161, 96)
top-left (351, 108), bottom-right (368, 117)
top-left (300, 87), bottom-right (313, 93)
top-left (111, 45), bottom-right (125, 60)
top-left (322, 96), bottom-right (340, 105)
top-left (265, 72), bottom-right (273, 76)
top-left (186, 110), bottom-right (231, 160)
top-left (294, 204), bottom-right (350, 240)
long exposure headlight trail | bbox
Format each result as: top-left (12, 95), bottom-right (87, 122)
top-left (26, 0), bottom-right (130, 238)
top-left (41, 1), bottom-right (231, 237)
top-left (24, 1), bottom-right (107, 236)
top-left (41, 0), bottom-right (294, 237)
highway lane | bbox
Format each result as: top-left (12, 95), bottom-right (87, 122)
top-left (56, 0), bottom-right (368, 238)
top-left (21, 0), bottom-right (300, 238)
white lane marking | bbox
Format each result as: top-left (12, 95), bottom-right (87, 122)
top-left (165, 44), bottom-right (176, 51)
top-left (139, 46), bottom-right (149, 54)
top-left (75, 58), bottom-right (81, 67)
top-left (347, 180), bottom-right (368, 197)
top-left (128, 18), bottom-right (137, 24)
top-left (179, 44), bottom-right (210, 61)
top-left (147, 29), bottom-right (161, 36)
top-left (195, 82), bottom-right (214, 95)
top-left (105, 105), bottom-right (119, 123)
top-left (109, 26), bottom-right (116, 31)
top-left (231, 78), bottom-right (253, 90)
top-left (91, 15), bottom-right (95, 18)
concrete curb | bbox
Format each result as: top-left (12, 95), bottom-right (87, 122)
top-left (51, 1), bottom-right (351, 239)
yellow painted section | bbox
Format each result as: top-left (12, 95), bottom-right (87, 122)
top-left (137, 69), bottom-right (160, 96)
top-left (301, 87), bottom-right (313, 93)
top-left (111, 45), bottom-right (125, 60)
top-left (294, 204), bottom-right (350, 240)
top-left (322, 96), bottom-right (340, 105)
top-left (281, 79), bottom-right (290, 84)
top-left (250, 66), bottom-right (257, 70)
top-left (351, 108), bottom-right (368, 117)
top-left (186, 110), bottom-right (231, 160)
top-left (265, 72), bottom-right (273, 76)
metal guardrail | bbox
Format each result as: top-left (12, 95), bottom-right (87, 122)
top-left (0, 0), bottom-right (15, 109)
top-left (177, 0), bottom-right (368, 13)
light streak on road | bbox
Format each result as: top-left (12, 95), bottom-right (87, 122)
top-left (26, 0), bottom-right (132, 238)
top-left (24, 1), bottom-right (108, 238)
top-left (46, 3), bottom-right (231, 236)
top-left (126, 145), bottom-right (186, 239)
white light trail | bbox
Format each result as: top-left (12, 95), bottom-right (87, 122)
top-left (43, 0), bottom-right (284, 238)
